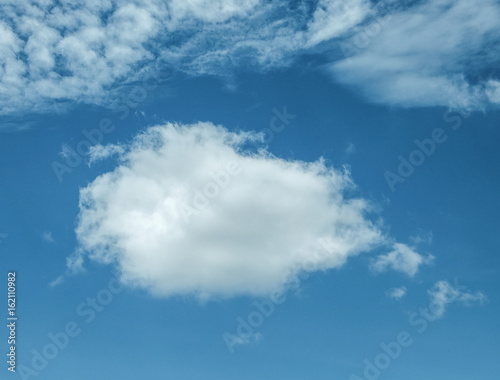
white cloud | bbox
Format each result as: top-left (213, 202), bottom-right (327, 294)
top-left (48, 275), bottom-right (65, 288)
top-left (331, 0), bottom-right (500, 109)
top-left (485, 80), bottom-right (500, 105)
top-left (4, 0), bottom-right (499, 117)
top-left (371, 243), bottom-right (434, 277)
top-left (158, 3), bottom-right (308, 77)
top-left (409, 230), bottom-right (433, 246)
top-left (426, 280), bottom-right (486, 320)
top-left (88, 144), bottom-right (125, 166)
top-left (41, 231), bottom-right (55, 243)
top-left (386, 286), bottom-right (407, 300)
top-left (306, 0), bottom-right (371, 47)
top-left (345, 142), bottom-right (355, 156)
top-left (68, 122), bottom-right (389, 299)
top-left (167, 0), bottom-right (260, 23)
top-left (0, 0), bottom-right (370, 116)
top-left (0, 0), bottom-right (167, 115)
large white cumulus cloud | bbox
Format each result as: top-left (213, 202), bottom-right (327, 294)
top-left (72, 122), bottom-right (386, 298)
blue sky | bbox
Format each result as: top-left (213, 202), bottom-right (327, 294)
top-left (1, 1), bottom-right (500, 379)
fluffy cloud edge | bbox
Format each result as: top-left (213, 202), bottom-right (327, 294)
top-left (386, 286), bottom-right (407, 300)
top-left (371, 243), bottom-right (434, 277)
top-left (55, 121), bottom-right (432, 299)
top-left (425, 280), bottom-right (487, 320)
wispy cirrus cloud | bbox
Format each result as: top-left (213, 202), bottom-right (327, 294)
top-left (2, 0), bottom-right (500, 118)
top-left (331, 0), bottom-right (500, 110)
top-left (304, 0), bottom-right (371, 47)
top-left (0, 0), bottom-right (306, 116)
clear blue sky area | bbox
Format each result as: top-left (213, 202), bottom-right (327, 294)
top-left (1, 1), bottom-right (500, 379)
